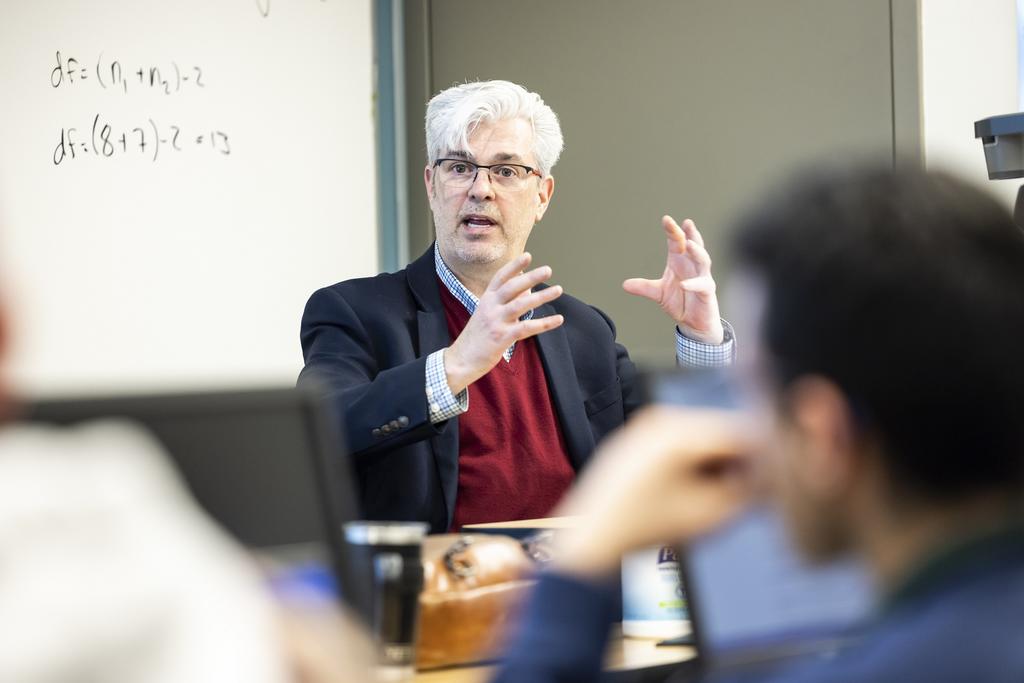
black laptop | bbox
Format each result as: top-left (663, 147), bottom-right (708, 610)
top-left (23, 384), bottom-right (364, 609)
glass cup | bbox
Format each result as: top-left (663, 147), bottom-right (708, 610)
top-left (344, 521), bottom-right (428, 680)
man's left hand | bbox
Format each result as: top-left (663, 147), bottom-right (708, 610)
top-left (623, 215), bottom-right (724, 345)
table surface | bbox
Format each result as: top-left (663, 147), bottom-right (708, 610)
top-left (415, 626), bottom-right (697, 683)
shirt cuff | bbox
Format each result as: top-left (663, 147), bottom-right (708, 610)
top-left (676, 318), bottom-right (736, 368)
top-left (425, 349), bottom-right (469, 424)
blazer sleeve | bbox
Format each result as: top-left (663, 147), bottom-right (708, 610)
top-left (590, 305), bottom-right (642, 421)
top-left (298, 286), bottom-right (449, 458)
top-left (490, 573), bottom-right (618, 683)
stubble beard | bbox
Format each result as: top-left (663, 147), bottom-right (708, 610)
top-left (452, 233), bottom-right (507, 265)
top-left (787, 497), bottom-right (853, 565)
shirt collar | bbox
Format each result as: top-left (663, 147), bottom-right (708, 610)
top-left (433, 242), bottom-right (534, 321)
top-left (434, 242), bottom-right (481, 315)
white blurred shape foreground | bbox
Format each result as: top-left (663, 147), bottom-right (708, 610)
top-left (0, 421), bottom-right (290, 683)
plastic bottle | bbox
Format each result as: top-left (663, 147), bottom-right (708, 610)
top-left (621, 544), bottom-right (689, 639)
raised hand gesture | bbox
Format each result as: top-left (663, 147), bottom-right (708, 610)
top-left (623, 215), bottom-right (724, 345)
top-left (444, 252), bottom-right (564, 394)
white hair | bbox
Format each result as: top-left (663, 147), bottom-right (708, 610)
top-left (425, 80), bottom-right (564, 176)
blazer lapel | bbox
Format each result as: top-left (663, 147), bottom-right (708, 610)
top-left (534, 302), bottom-right (595, 470)
top-left (408, 244), bottom-right (460, 523)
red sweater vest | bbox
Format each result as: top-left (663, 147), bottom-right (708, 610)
top-left (438, 280), bottom-right (575, 530)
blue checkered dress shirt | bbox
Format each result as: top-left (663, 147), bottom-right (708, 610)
top-left (425, 243), bottom-right (735, 423)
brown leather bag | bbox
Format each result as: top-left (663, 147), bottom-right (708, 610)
top-left (416, 533), bottom-right (542, 669)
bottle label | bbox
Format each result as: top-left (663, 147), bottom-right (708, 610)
top-left (621, 545), bottom-right (688, 621)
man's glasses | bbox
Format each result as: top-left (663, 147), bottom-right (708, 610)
top-left (433, 158), bottom-right (542, 190)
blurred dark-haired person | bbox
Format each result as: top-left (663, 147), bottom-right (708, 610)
top-left (492, 167), bottom-right (1024, 683)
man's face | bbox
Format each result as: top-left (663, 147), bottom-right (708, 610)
top-left (424, 118), bottom-right (554, 273)
top-left (730, 273), bottom-right (854, 564)
top-left (769, 407), bottom-right (855, 563)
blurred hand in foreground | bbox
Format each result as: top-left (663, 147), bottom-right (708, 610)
top-left (550, 406), bottom-right (757, 580)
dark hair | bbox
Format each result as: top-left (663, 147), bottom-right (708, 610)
top-left (734, 166), bottom-right (1024, 500)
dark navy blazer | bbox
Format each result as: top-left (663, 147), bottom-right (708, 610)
top-left (299, 245), bottom-right (641, 531)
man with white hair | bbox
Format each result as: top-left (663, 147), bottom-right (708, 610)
top-left (300, 80), bottom-right (734, 532)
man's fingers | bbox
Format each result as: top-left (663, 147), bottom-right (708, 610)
top-left (662, 215), bottom-right (687, 252)
top-left (512, 314), bottom-right (565, 341)
top-left (669, 477), bottom-right (752, 540)
top-left (496, 265), bottom-right (553, 303)
top-left (488, 252), bottom-right (534, 292)
top-left (680, 276), bottom-right (717, 295)
top-left (632, 405), bottom-right (755, 458)
top-left (662, 215), bottom-right (704, 251)
top-left (681, 218), bottom-right (705, 248)
top-left (684, 239), bottom-right (712, 271)
top-left (689, 448), bottom-right (753, 484)
top-left (623, 277), bottom-right (662, 302)
top-left (504, 284), bottom-right (563, 318)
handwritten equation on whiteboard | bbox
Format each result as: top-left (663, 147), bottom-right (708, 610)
top-left (48, 2), bottom-right (336, 165)
top-left (54, 114), bottom-right (230, 165)
top-left (50, 49), bottom-right (229, 166)
top-left (51, 51), bottom-right (205, 95)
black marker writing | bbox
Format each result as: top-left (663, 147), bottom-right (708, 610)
top-left (50, 51), bottom-right (207, 95)
top-left (54, 115), bottom-right (231, 165)
top-left (255, 0), bottom-right (328, 18)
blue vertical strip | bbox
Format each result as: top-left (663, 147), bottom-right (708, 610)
top-left (375, 0), bottom-right (399, 273)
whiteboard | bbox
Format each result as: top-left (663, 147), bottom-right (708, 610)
top-left (0, 0), bottom-right (377, 397)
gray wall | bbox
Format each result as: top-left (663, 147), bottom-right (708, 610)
top-left (402, 0), bottom-right (921, 364)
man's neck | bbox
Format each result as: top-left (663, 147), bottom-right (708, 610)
top-left (436, 247), bottom-right (517, 299)
top-left (859, 491), bottom-right (1020, 594)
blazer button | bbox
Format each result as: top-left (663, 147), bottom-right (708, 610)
top-left (389, 419), bottom-right (400, 430)
top-left (398, 416), bottom-right (409, 427)
top-left (372, 428), bottom-right (381, 438)
top-left (381, 424), bottom-right (392, 435)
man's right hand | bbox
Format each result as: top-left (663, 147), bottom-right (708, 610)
top-left (443, 252), bottom-right (564, 395)
top-left (550, 406), bottom-right (757, 580)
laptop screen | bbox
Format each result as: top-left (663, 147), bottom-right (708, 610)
top-left (23, 386), bottom-right (362, 604)
top-left (685, 505), bottom-right (873, 655)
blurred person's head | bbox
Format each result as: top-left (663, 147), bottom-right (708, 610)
top-left (733, 167), bottom-right (1024, 571)
top-left (0, 244), bottom-right (369, 682)
top-left (0, 422), bottom-right (293, 683)
top-left (423, 80), bottom-right (562, 276)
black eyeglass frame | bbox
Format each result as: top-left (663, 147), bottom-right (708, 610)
top-left (432, 158), bottom-right (543, 183)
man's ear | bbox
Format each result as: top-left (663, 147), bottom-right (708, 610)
top-left (785, 376), bottom-right (859, 499)
top-left (534, 174), bottom-right (555, 222)
top-left (423, 164), bottom-right (436, 202)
